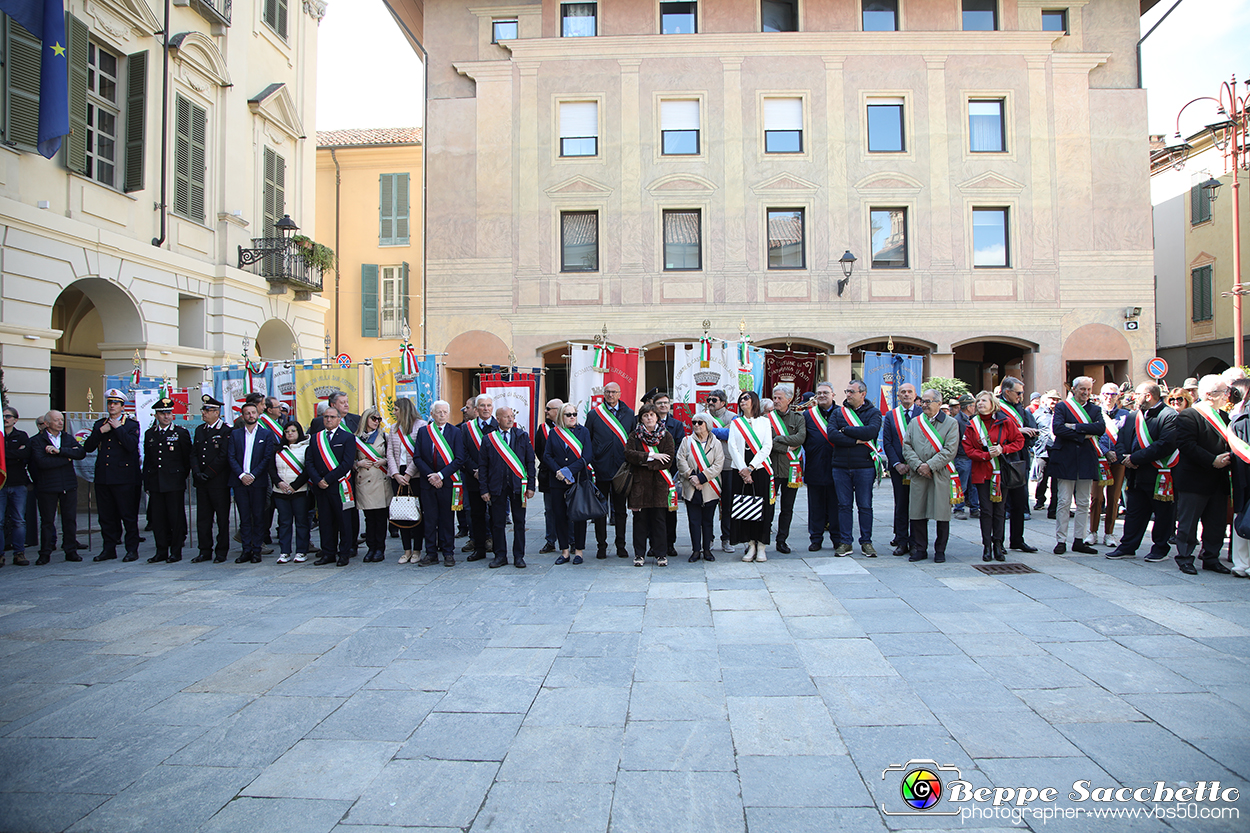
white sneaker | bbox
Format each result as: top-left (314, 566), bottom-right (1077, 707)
top-left (754, 542), bottom-right (767, 562)
top-left (277, 553), bottom-right (291, 564)
top-left (741, 542), bottom-right (756, 562)
top-left (292, 552), bottom-right (307, 563)
top-left (1103, 533), bottom-right (1118, 548)
top-left (721, 538), bottom-right (735, 554)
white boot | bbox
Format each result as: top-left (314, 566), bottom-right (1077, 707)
top-left (754, 541), bottom-right (767, 562)
top-left (741, 541), bottom-right (756, 562)
top-left (1103, 532), bottom-right (1117, 548)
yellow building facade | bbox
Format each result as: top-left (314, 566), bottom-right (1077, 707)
top-left (315, 128), bottom-right (424, 367)
top-left (386, 0), bottom-right (1157, 403)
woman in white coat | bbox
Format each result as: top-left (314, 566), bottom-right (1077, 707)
top-left (727, 391), bottom-right (774, 562)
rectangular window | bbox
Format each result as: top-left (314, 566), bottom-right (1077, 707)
top-left (492, 19), bottom-right (518, 42)
top-left (867, 97), bottom-right (905, 152)
top-left (764, 97), bottom-right (803, 153)
top-left (263, 0), bottom-right (289, 40)
top-left (86, 41), bottom-right (120, 188)
top-left (1191, 179), bottom-right (1213, 225)
top-left (1041, 9), bottom-right (1068, 33)
top-left (1192, 265), bottom-right (1213, 322)
top-left (767, 208), bottom-right (805, 269)
top-left (968, 99), bottom-right (1005, 153)
top-left (664, 210), bottom-right (701, 270)
top-left (972, 208), bottom-right (1009, 268)
top-left (661, 1), bottom-right (697, 34)
top-left (963, 0), bottom-right (997, 31)
top-left (562, 2), bottom-right (597, 37)
top-left (862, 0), bottom-right (897, 31)
top-left (380, 265), bottom-right (405, 338)
top-left (173, 95), bottom-right (207, 223)
top-left (762, 0), bottom-right (798, 32)
top-left (871, 208), bottom-right (908, 269)
top-left (380, 173), bottom-right (411, 246)
top-left (262, 147), bottom-right (286, 237)
top-left (561, 211), bottom-right (599, 272)
top-left (661, 99), bottom-right (700, 155)
top-left (559, 101), bottom-right (598, 157)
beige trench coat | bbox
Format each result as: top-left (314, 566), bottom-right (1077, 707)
top-left (902, 413), bottom-right (961, 522)
top-left (353, 431), bottom-right (392, 511)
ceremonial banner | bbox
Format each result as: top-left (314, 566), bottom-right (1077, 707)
top-left (481, 372), bottom-right (539, 442)
top-left (568, 344), bottom-right (641, 420)
top-left (739, 344), bottom-right (767, 397)
top-left (294, 364), bottom-right (358, 427)
top-left (272, 363), bottom-right (296, 414)
top-left (104, 376), bottom-right (169, 416)
top-left (212, 368), bottom-right (248, 417)
top-left (763, 351), bottom-right (820, 400)
top-left (862, 351), bottom-right (923, 414)
top-left (373, 357), bottom-right (401, 430)
top-left (674, 341), bottom-right (742, 406)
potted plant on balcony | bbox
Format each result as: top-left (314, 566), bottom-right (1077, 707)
top-left (291, 235), bottom-right (336, 273)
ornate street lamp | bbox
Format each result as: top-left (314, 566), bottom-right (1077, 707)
top-left (837, 250), bottom-right (857, 297)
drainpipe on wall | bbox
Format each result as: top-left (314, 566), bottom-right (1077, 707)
top-left (330, 148), bottom-right (341, 355)
top-left (151, 0), bottom-right (171, 246)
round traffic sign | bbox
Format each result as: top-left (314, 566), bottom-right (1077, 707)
top-left (1147, 357), bottom-right (1168, 379)
top-left (336, 353), bottom-right (352, 368)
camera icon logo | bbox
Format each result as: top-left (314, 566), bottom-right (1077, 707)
top-left (881, 759), bottom-right (963, 816)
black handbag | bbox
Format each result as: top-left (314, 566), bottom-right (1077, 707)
top-left (1236, 499), bottom-right (1250, 540)
top-left (611, 462), bottom-right (633, 495)
top-left (566, 473), bottom-right (609, 523)
top-left (1001, 456), bottom-right (1028, 491)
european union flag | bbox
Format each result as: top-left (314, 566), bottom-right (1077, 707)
top-left (0, 0), bottom-right (69, 158)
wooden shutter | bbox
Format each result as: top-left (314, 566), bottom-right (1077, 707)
top-left (277, 0), bottom-right (289, 38)
top-left (173, 96), bottom-right (206, 222)
top-left (124, 51), bottom-right (147, 192)
top-left (379, 174), bottom-right (394, 244)
top-left (64, 13), bottom-right (89, 174)
top-left (395, 173), bottom-right (410, 243)
top-left (401, 262), bottom-right (410, 329)
top-left (361, 264), bottom-right (379, 338)
top-left (1191, 183), bottom-right (1212, 225)
top-left (5, 18), bottom-right (40, 149)
top-left (263, 147), bottom-right (286, 235)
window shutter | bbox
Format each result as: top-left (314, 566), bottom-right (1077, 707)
top-left (5, 19), bottom-right (41, 149)
top-left (401, 262), bottom-right (410, 330)
top-left (660, 100), bottom-right (699, 131)
top-left (1191, 183), bottom-right (1211, 225)
top-left (124, 51), bottom-right (147, 192)
top-left (173, 96), bottom-right (206, 222)
top-left (277, 0), bottom-right (289, 38)
top-left (379, 174), bottom-right (394, 244)
top-left (395, 173), bottom-right (410, 244)
top-left (361, 264), bottom-right (379, 338)
top-left (188, 101), bottom-right (206, 221)
top-left (559, 101), bottom-right (597, 138)
top-left (274, 152), bottom-right (286, 229)
top-left (263, 147), bottom-right (285, 235)
top-left (763, 98), bottom-right (802, 131)
top-left (64, 13), bottom-right (89, 175)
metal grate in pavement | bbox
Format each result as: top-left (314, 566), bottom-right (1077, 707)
top-left (973, 563), bottom-right (1040, 575)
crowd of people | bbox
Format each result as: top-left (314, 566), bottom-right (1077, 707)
top-left (1, 371), bottom-right (1247, 579)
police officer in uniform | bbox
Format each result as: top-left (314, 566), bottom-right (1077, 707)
top-left (143, 397), bottom-right (193, 563)
top-left (191, 396), bottom-right (233, 563)
top-left (85, 389), bottom-right (142, 562)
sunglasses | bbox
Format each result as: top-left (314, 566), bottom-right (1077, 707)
top-left (691, 419), bottom-right (705, 424)
top-left (706, 398), bottom-right (721, 403)
top-left (563, 412), bottom-right (578, 417)
top-left (1168, 398), bottom-right (1185, 403)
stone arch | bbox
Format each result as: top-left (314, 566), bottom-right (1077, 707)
top-left (49, 278), bottom-right (145, 411)
top-left (256, 318), bottom-right (299, 361)
top-left (444, 330), bottom-right (511, 408)
top-left (1061, 323), bottom-right (1133, 390)
top-left (169, 31), bottom-right (232, 87)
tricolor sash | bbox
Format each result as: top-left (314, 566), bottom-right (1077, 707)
top-left (734, 418), bottom-right (775, 504)
top-left (553, 423), bottom-right (592, 479)
top-left (315, 430), bottom-right (354, 507)
top-left (769, 411), bottom-right (803, 488)
top-left (428, 424), bottom-right (463, 509)
top-left (397, 428), bottom-right (418, 462)
top-left (690, 437), bottom-right (722, 497)
top-left (890, 406), bottom-right (912, 484)
top-left (842, 405), bottom-right (885, 479)
top-left (1135, 411), bottom-right (1178, 501)
top-left (701, 408), bottom-right (727, 429)
top-left (918, 414), bottom-right (963, 505)
top-left (258, 413), bottom-right (284, 440)
top-left (277, 446), bottom-right (304, 478)
top-left (246, 360), bottom-right (269, 393)
top-left (1000, 401), bottom-right (1025, 428)
top-left (647, 444), bottom-right (679, 511)
top-left (1065, 397), bottom-right (1112, 485)
top-left (400, 342), bottom-right (418, 376)
top-left (466, 419), bottom-right (485, 450)
top-left (807, 406), bottom-right (831, 442)
top-left (488, 431), bottom-right (529, 505)
top-left (973, 414), bottom-right (1003, 502)
top-left (1194, 402), bottom-right (1250, 464)
top-left (355, 435), bottom-right (384, 463)
top-left (1103, 411), bottom-right (1122, 446)
top-left (593, 404), bottom-right (629, 446)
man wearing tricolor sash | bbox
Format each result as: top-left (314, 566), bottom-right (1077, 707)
top-left (881, 383), bottom-right (921, 557)
top-left (767, 384), bottom-right (806, 554)
top-left (902, 390), bottom-right (961, 563)
top-left (1172, 375), bottom-right (1236, 576)
top-left (998, 378), bottom-right (1041, 553)
top-left (305, 408), bottom-right (358, 567)
top-left (415, 401), bottom-right (465, 566)
top-left (831, 380), bottom-right (883, 556)
top-left (479, 407), bottom-right (536, 569)
top-left (1089, 383), bottom-right (1131, 548)
top-left (1050, 376), bottom-right (1106, 555)
top-left (1106, 383), bottom-right (1178, 563)
top-left (535, 400), bottom-right (562, 554)
top-left (699, 389), bottom-right (736, 553)
top-left (586, 382), bottom-right (636, 559)
top-left (802, 383), bottom-right (841, 552)
top-left (459, 395), bottom-right (499, 562)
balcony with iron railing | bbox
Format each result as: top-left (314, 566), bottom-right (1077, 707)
top-left (187, 0), bottom-right (232, 28)
top-left (238, 237), bottom-right (326, 298)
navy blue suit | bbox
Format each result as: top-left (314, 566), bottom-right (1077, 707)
top-left (305, 426), bottom-right (357, 564)
top-left (460, 417), bottom-right (498, 557)
top-left (803, 405), bottom-right (840, 546)
top-left (479, 426), bottom-right (536, 563)
top-left (1049, 399), bottom-right (1106, 481)
top-left (882, 404), bottom-right (923, 546)
top-left (586, 403), bottom-right (635, 554)
top-left (1111, 402), bottom-right (1178, 558)
top-left (416, 423), bottom-right (464, 561)
top-left (542, 424), bottom-right (592, 551)
top-left (831, 401), bottom-right (883, 546)
top-left (229, 424), bottom-right (281, 558)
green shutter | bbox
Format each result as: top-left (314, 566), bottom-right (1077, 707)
top-left (1193, 265), bottom-right (1213, 323)
top-left (401, 261), bottom-right (410, 331)
top-left (361, 264), bottom-right (379, 338)
top-left (263, 147), bottom-right (286, 235)
top-left (64, 13), bottom-right (88, 175)
top-left (379, 173), bottom-right (394, 244)
top-left (395, 173), bottom-right (410, 244)
top-left (1192, 184), bottom-right (1212, 225)
top-left (5, 18), bottom-right (40, 149)
top-left (174, 96), bottom-right (207, 222)
top-left (277, 0), bottom-right (289, 38)
top-left (188, 101), bottom-right (206, 221)
top-left (124, 50), bottom-right (147, 192)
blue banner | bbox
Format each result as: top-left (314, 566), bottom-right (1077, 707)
top-left (396, 354), bottom-right (439, 419)
top-left (862, 351), bottom-right (923, 414)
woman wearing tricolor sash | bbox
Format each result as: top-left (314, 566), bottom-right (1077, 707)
top-left (728, 391), bottom-right (774, 562)
top-left (355, 408), bottom-right (392, 563)
top-left (543, 405), bottom-right (592, 564)
top-left (386, 397), bottom-right (427, 564)
top-left (624, 404), bottom-right (677, 567)
top-left (961, 392), bottom-right (1023, 562)
top-left (677, 413), bottom-right (725, 562)
top-left (902, 390), bottom-right (961, 563)
top-left (271, 422), bottom-right (310, 564)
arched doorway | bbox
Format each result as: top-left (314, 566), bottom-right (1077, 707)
top-left (50, 279), bottom-right (144, 411)
top-left (1193, 355), bottom-right (1230, 378)
top-left (1061, 324), bottom-right (1132, 390)
top-left (952, 337), bottom-right (1037, 393)
top-left (444, 329), bottom-right (510, 410)
top-left (850, 338), bottom-right (933, 382)
top-left (256, 318), bottom-right (299, 361)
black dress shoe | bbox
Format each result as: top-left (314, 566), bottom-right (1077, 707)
top-left (488, 556), bottom-right (507, 568)
top-left (64, 553), bottom-right (82, 562)
top-left (213, 554), bottom-right (227, 563)
top-left (36, 555), bottom-right (50, 566)
top-left (776, 540), bottom-right (791, 554)
top-left (892, 544), bottom-right (909, 557)
top-left (1053, 543), bottom-right (1067, 554)
top-left (466, 552), bottom-right (486, 562)
top-left (908, 552), bottom-right (928, 562)
top-left (374, 551), bottom-right (384, 562)
top-left (250, 554), bottom-right (262, 564)
top-left (147, 554), bottom-right (167, 564)
top-left (1072, 542), bottom-right (1098, 555)
top-left (982, 546), bottom-right (993, 562)
top-left (703, 550), bottom-right (715, 562)
top-left (808, 542), bottom-right (822, 552)
top-left (667, 546), bottom-right (679, 558)
top-left (1179, 563), bottom-right (1198, 575)
top-left (314, 555), bottom-right (335, 566)
top-left (514, 557), bottom-right (526, 568)
top-left (443, 555), bottom-right (455, 567)
top-left (1203, 560), bottom-right (1233, 575)
top-left (689, 552), bottom-right (701, 562)
top-left (539, 543), bottom-right (556, 554)
top-left (934, 553), bottom-right (946, 563)
top-left (168, 554), bottom-right (182, 563)
top-left (336, 557), bottom-right (349, 566)
top-left (94, 552), bottom-right (117, 562)
top-left (236, 554), bottom-right (251, 564)
top-left (191, 554), bottom-right (212, 563)
top-left (417, 555), bottom-right (438, 566)
top-left (993, 546), bottom-right (1007, 562)
top-left (596, 550), bottom-right (608, 559)
top-left (122, 552), bottom-right (138, 562)
top-left (1010, 541), bottom-right (1039, 553)
top-left (617, 547), bottom-right (630, 559)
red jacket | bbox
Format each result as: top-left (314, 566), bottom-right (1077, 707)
top-left (961, 412), bottom-right (1025, 485)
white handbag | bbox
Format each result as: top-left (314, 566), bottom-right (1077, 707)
top-left (389, 486), bottom-right (421, 525)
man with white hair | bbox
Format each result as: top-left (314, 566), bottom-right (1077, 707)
top-left (1172, 375), bottom-right (1236, 576)
top-left (460, 394), bottom-right (499, 561)
top-left (1089, 383), bottom-right (1130, 547)
top-left (1049, 376), bottom-right (1106, 554)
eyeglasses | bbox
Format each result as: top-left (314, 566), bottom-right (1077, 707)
top-left (844, 389), bottom-right (856, 394)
